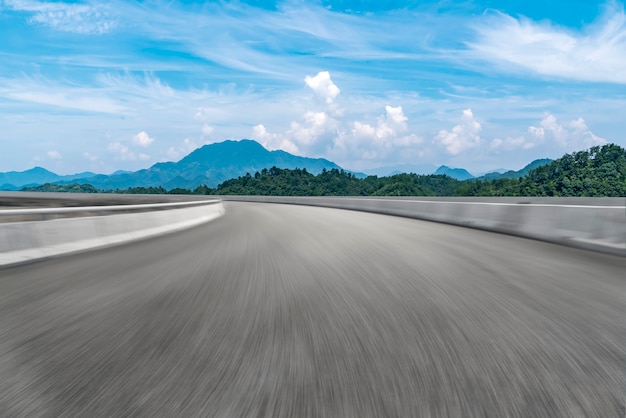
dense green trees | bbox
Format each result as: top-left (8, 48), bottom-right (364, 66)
top-left (21, 144), bottom-right (626, 197)
top-left (456, 144), bottom-right (625, 196)
top-left (21, 183), bottom-right (99, 193)
top-left (211, 168), bottom-right (465, 196)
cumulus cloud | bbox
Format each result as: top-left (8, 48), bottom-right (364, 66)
top-left (349, 105), bottom-right (422, 158)
top-left (305, 71), bottom-right (340, 103)
top-left (353, 105), bottom-right (411, 141)
top-left (469, 3), bottom-right (626, 83)
top-left (252, 124), bottom-right (300, 154)
top-left (489, 113), bottom-right (607, 154)
top-left (4, 0), bottom-right (117, 34)
top-left (324, 104), bottom-right (421, 164)
top-left (528, 114), bottom-right (607, 149)
top-left (132, 131), bottom-right (154, 147)
top-left (108, 142), bottom-right (136, 161)
top-left (435, 108), bottom-right (481, 155)
top-left (251, 73), bottom-right (426, 166)
top-left (288, 111), bottom-right (338, 147)
top-left (46, 150), bottom-right (62, 159)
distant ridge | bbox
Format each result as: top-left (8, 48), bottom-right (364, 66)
top-left (434, 165), bottom-right (474, 180)
top-left (0, 140), bottom-right (567, 191)
top-left (0, 167), bottom-right (96, 190)
top-left (50, 139), bottom-right (341, 190)
top-left (478, 159), bottom-right (552, 180)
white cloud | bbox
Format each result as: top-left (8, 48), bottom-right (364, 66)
top-left (4, 0), bottom-right (117, 34)
top-left (107, 141), bottom-right (135, 161)
top-left (305, 71), bottom-right (340, 103)
top-left (527, 126), bottom-right (544, 139)
top-left (166, 137), bottom-right (210, 160)
top-left (491, 114), bottom-right (607, 154)
top-left (0, 77), bottom-right (124, 114)
top-left (202, 123), bottom-right (214, 136)
top-left (435, 108), bottom-right (481, 155)
top-left (288, 111), bottom-right (338, 147)
top-left (490, 136), bottom-right (535, 151)
top-left (132, 131), bottom-right (155, 147)
top-left (469, 3), bottom-right (626, 83)
top-left (47, 150), bottom-right (62, 159)
top-left (252, 124), bottom-right (300, 154)
top-left (327, 105), bottom-right (423, 163)
top-left (351, 105), bottom-right (421, 149)
top-left (528, 114), bottom-right (607, 149)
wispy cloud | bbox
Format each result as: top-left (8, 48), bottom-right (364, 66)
top-left (0, 76), bottom-right (125, 113)
top-left (468, 2), bottom-right (626, 83)
top-left (3, 0), bottom-right (117, 34)
top-left (0, 0), bottom-right (623, 175)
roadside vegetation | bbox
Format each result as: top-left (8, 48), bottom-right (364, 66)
top-left (22, 144), bottom-right (625, 197)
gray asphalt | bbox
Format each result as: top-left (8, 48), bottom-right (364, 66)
top-left (0, 202), bottom-right (624, 417)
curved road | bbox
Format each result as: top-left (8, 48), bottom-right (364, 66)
top-left (1, 202), bottom-right (623, 417)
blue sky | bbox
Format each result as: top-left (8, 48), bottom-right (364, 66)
top-left (0, 0), bottom-right (624, 175)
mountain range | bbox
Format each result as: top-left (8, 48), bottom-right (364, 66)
top-left (0, 167), bottom-right (97, 191)
top-left (0, 139), bottom-right (553, 190)
top-left (477, 159), bottom-right (553, 180)
top-left (2, 140), bottom-right (342, 190)
top-left (365, 159), bottom-right (552, 181)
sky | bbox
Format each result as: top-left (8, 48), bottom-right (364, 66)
top-left (0, 0), bottom-right (625, 175)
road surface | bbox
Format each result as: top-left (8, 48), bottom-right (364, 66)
top-left (1, 202), bottom-right (623, 417)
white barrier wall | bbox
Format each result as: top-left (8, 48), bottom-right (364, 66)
top-left (221, 196), bottom-right (626, 256)
top-left (0, 200), bottom-right (224, 267)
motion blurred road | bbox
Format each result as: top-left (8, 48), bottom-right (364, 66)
top-left (1, 202), bottom-right (623, 417)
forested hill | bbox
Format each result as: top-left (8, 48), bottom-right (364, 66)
top-left (457, 144), bottom-right (625, 196)
top-left (211, 144), bottom-right (625, 197)
top-left (213, 167), bottom-right (459, 196)
top-left (23, 144), bottom-right (626, 197)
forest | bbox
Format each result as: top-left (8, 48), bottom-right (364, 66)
top-left (23, 144), bottom-right (625, 197)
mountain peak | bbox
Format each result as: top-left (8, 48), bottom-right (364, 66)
top-left (180, 139), bottom-right (266, 164)
top-left (434, 165), bottom-right (474, 180)
top-left (27, 166), bottom-right (55, 174)
top-left (40, 139), bottom-right (343, 190)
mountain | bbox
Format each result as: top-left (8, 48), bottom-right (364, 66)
top-left (474, 168), bottom-right (507, 177)
top-left (0, 167), bottom-right (97, 190)
top-left (434, 165), bottom-right (475, 180)
top-left (456, 144), bottom-right (625, 196)
top-left (479, 159), bottom-right (552, 180)
top-left (56, 139), bottom-right (343, 189)
top-left (0, 167), bottom-right (58, 188)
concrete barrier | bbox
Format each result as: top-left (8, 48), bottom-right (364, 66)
top-left (0, 199), bottom-right (224, 267)
top-left (220, 196), bottom-right (626, 256)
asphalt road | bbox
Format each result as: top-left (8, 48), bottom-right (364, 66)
top-left (1, 202), bottom-right (624, 417)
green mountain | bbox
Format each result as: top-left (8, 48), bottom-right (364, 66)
top-left (457, 144), bottom-right (625, 196)
top-left (479, 158), bottom-right (552, 180)
top-left (211, 143), bottom-right (626, 197)
top-left (434, 165), bottom-right (474, 180)
top-left (0, 167), bottom-right (96, 190)
top-left (57, 139), bottom-right (343, 189)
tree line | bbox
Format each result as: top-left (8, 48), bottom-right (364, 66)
top-left (22, 144), bottom-right (626, 197)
